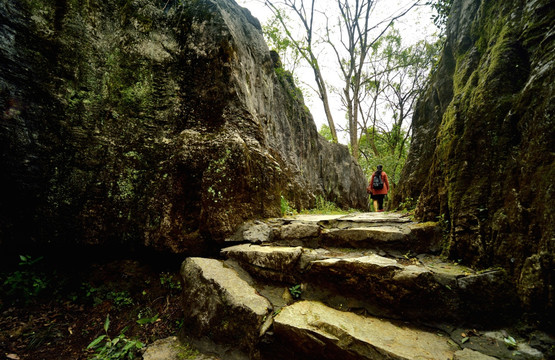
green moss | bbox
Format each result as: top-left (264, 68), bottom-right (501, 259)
top-left (172, 342), bottom-right (200, 360)
top-left (412, 221), bottom-right (439, 228)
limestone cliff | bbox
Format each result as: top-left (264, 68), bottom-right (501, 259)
top-left (392, 0), bottom-right (554, 320)
top-left (0, 0), bottom-right (367, 255)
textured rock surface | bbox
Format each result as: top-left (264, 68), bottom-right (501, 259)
top-left (454, 349), bottom-right (497, 360)
top-left (306, 255), bottom-right (516, 325)
top-left (391, 0), bottom-right (555, 320)
top-left (273, 300), bottom-right (458, 360)
top-left (143, 337), bottom-right (219, 360)
top-left (0, 0), bottom-right (367, 254)
top-left (180, 257), bottom-right (272, 354)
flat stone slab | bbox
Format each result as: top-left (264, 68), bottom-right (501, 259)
top-left (273, 300), bottom-right (458, 360)
top-left (263, 212), bottom-right (440, 253)
top-left (336, 212), bottom-right (412, 224)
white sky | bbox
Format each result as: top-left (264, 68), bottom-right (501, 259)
top-left (236, 0), bottom-right (438, 143)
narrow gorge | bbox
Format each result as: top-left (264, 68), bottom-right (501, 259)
top-left (0, 0), bottom-right (553, 359)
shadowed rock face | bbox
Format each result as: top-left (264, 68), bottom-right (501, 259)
top-left (0, 0), bottom-right (367, 255)
top-left (391, 0), bottom-right (554, 319)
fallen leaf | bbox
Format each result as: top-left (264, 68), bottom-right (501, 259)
top-left (7, 354), bottom-right (21, 360)
top-left (462, 337), bottom-right (470, 343)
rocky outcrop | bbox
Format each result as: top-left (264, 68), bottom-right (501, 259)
top-left (391, 0), bottom-right (554, 321)
top-left (0, 0), bottom-right (367, 255)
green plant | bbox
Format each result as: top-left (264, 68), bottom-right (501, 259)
top-left (302, 195), bottom-right (346, 215)
top-left (136, 313), bottom-right (159, 325)
top-left (280, 195), bottom-right (297, 216)
top-left (289, 284), bottom-right (302, 299)
top-left (159, 272), bottom-right (182, 293)
top-left (503, 335), bottom-right (517, 349)
top-left (1, 255), bottom-right (49, 305)
top-left (107, 291), bottom-right (134, 308)
top-left (398, 197), bottom-right (417, 212)
top-left (87, 315), bottom-right (144, 359)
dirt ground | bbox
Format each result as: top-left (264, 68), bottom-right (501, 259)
top-left (0, 255), bottom-right (184, 360)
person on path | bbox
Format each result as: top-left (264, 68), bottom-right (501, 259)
top-left (367, 165), bottom-right (390, 212)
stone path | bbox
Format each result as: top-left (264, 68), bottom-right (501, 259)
top-left (151, 212), bottom-right (551, 359)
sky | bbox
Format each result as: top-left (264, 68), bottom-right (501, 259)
top-left (235, 0), bottom-right (438, 143)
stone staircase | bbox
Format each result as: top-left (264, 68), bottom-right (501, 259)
top-left (163, 213), bottom-right (548, 360)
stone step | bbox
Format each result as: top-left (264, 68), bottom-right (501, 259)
top-left (220, 244), bottom-right (518, 326)
top-left (226, 212), bottom-right (442, 254)
top-left (321, 223), bottom-right (441, 253)
top-left (271, 300), bottom-right (459, 360)
top-left (179, 255), bottom-right (549, 360)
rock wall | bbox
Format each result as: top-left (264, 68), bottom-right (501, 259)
top-left (392, 0), bottom-right (554, 320)
top-left (0, 0), bottom-right (367, 255)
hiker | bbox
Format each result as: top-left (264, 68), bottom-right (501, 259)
top-left (367, 165), bottom-right (390, 212)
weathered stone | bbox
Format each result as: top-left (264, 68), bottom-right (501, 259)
top-left (322, 226), bottom-right (409, 248)
top-left (226, 221), bottom-right (272, 244)
top-left (305, 253), bottom-right (516, 325)
top-left (480, 331), bottom-right (545, 360)
top-left (180, 257), bottom-right (272, 354)
top-left (454, 348), bottom-right (497, 360)
top-left (306, 254), bottom-right (453, 321)
top-left (280, 222), bottom-right (321, 239)
top-left (221, 244), bottom-right (327, 282)
top-left (406, 222), bottom-right (443, 253)
top-left (221, 244), bottom-right (303, 271)
top-left (243, 222), bottom-right (272, 243)
top-left (273, 300), bottom-right (458, 360)
top-left (0, 0), bottom-right (367, 255)
top-left (390, 0), bottom-right (554, 320)
top-left (456, 270), bottom-right (519, 324)
top-left (143, 337), bottom-right (217, 360)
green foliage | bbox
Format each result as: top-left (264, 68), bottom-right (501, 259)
top-left (1, 255), bottom-right (49, 306)
top-left (358, 30), bottom-right (441, 185)
top-left (280, 195), bottom-right (297, 216)
top-left (289, 284), bottom-right (302, 299)
top-left (318, 124), bottom-right (334, 142)
top-left (107, 291), bottom-right (134, 308)
top-left (398, 197), bottom-right (417, 212)
top-left (263, 14), bottom-right (303, 72)
top-left (301, 196), bottom-right (350, 215)
top-left (159, 272), bottom-right (182, 293)
top-left (358, 126), bottom-right (411, 185)
top-left (275, 66), bottom-right (305, 102)
top-left (136, 312), bottom-right (159, 325)
top-left (426, 0), bottom-right (453, 33)
top-left (86, 315), bottom-right (144, 360)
